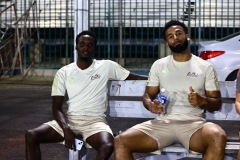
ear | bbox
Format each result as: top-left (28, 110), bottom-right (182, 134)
top-left (186, 34), bottom-right (190, 41)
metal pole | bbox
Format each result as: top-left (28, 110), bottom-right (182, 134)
top-left (74, 0), bottom-right (89, 62)
top-left (66, 0), bottom-right (69, 64)
top-left (177, 0), bottom-right (179, 21)
top-left (119, 0), bottom-right (122, 59)
top-left (107, 0), bottom-right (110, 59)
top-left (198, 0), bottom-right (201, 43)
top-left (187, 0), bottom-right (191, 34)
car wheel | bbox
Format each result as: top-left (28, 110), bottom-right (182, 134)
top-left (226, 70), bottom-right (238, 81)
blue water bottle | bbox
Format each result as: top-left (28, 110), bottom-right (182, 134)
top-left (157, 88), bottom-right (167, 114)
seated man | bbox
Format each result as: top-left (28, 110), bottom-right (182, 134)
top-left (114, 20), bottom-right (227, 160)
top-left (235, 68), bottom-right (240, 160)
top-left (25, 30), bottom-right (147, 160)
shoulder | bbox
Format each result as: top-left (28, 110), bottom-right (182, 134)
top-left (95, 59), bottom-right (119, 66)
top-left (56, 62), bottom-right (76, 75)
top-left (152, 55), bottom-right (171, 66)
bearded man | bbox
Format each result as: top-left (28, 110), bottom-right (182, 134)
top-left (114, 20), bottom-right (227, 160)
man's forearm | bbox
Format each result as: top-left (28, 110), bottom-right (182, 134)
top-left (235, 101), bottom-right (240, 114)
top-left (202, 96), bottom-right (222, 112)
top-left (53, 109), bottom-right (69, 130)
top-left (143, 92), bottom-right (154, 111)
top-left (235, 93), bottom-right (240, 114)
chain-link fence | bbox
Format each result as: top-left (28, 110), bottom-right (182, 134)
top-left (0, 0), bottom-right (239, 76)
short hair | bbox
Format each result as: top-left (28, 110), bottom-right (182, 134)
top-left (162, 20), bottom-right (188, 40)
top-left (75, 30), bottom-right (98, 46)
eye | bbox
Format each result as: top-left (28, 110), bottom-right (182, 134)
top-left (88, 43), bottom-right (93, 47)
top-left (176, 32), bottom-right (183, 36)
top-left (167, 35), bottom-right (173, 39)
top-left (79, 42), bottom-right (86, 46)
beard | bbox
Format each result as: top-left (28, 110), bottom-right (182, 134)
top-left (79, 56), bottom-right (92, 61)
top-left (169, 38), bottom-right (189, 54)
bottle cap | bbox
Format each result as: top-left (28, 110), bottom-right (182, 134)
top-left (160, 88), bottom-right (166, 93)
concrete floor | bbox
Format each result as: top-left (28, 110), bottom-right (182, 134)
top-left (0, 81), bottom-right (239, 160)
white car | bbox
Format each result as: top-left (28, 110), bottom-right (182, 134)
top-left (198, 31), bottom-right (240, 81)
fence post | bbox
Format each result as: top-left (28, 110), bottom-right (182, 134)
top-left (74, 0), bottom-right (89, 62)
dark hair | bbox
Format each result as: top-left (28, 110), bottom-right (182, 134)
top-left (162, 20), bottom-right (188, 40)
top-left (75, 30), bottom-right (98, 46)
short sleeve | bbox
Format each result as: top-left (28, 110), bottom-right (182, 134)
top-left (146, 61), bottom-right (160, 86)
top-left (51, 68), bottom-right (66, 96)
top-left (205, 64), bottom-right (219, 91)
top-left (108, 60), bottom-right (130, 80)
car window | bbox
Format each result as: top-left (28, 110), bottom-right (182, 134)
top-left (217, 31), bottom-right (240, 42)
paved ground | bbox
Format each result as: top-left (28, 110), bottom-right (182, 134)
top-left (0, 76), bottom-right (239, 160)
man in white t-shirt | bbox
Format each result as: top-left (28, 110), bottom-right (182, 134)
top-left (114, 20), bottom-right (227, 160)
top-left (25, 30), bottom-right (147, 160)
top-left (235, 68), bottom-right (240, 159)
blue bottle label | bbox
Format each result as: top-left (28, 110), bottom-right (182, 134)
top-left (157, 95), bottom-right (167, 105)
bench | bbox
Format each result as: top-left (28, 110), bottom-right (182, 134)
top-left (66, 80), bottom-right (240, 160)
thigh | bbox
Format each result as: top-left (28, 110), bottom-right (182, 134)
top-left (31, 123), bottom-right (64, 143)
top-left (132, 119), bottom-right (176, 150)
top-left (117, 127), bottom-right (159, 153)
top-left (176, 120), bottom-right (206, 150)
top-left (74, 116), bottom-right (113, 148)
top-left (86, 131), bottom-right (114, 150)
top-left (189, 122), bottom-right (225, 153)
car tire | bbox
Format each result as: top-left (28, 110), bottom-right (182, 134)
top-left (226, 70), bottom-right (238, 81)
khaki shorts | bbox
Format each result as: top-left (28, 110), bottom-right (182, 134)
top-left (44, 115), bottom-right (113, 148)
top-left (132, 117), bottom-right (212, 151)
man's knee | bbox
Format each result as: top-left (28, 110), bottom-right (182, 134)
top-left (209, 128), bottom-right (227, 147)
top-left (25, 129), bottom-right (38, 144)
top-left (114, 134), bottom-right (127, 149)
top-left (97, 141), bottom-right (114, 153)
top-left (103, 141), bottom-right (114, 150)
top-left (215, 129), bottom-right (227, 142)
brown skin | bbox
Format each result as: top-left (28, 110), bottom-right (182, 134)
top-left (236, 92), bottom-right (240, 114)
top-left (25, 34), bottom-right (147, 160)
top-left (114, 25), bottom-right (227, 160)
top-left (239, 131), bottom-right (240, 160)
top-left (235, 75), bottom-right (240, 159)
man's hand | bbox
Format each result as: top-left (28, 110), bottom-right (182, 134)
top-left (148, 99), bottom-right (165, 114)
top-left (188, 86), bottom-right (206, 107)
top-left (63, 127), bottom-right (77, 151)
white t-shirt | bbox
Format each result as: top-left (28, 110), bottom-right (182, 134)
top-left (147, 55), bottom-right (219, 120)
top-left (51, 59), bottom-right (130, 116)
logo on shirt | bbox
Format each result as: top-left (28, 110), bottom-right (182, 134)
top-left (162, 69), bottom-right (170, 76)
top-left (91, 74), bottom-right (100, 80)
top-left (187, 72), bottom-right (198, 77)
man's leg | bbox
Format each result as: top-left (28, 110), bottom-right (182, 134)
top-left (238, 132), bottom-right (240, 160)
top-left (86, 131), bottom-right (114, 160)
top-left (114, 128), bottom-right (159, 160)
top-left (189, 123), bottom-right (227, 160)
top-left (238, 150), bottom-right (240, 160)
top-left (25, 124), bottom-right (64, 160)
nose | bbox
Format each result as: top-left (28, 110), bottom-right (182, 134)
top-left (173, 34), bottom-right (178, 39)
top-left (82, 45), bottom-right (88, 50)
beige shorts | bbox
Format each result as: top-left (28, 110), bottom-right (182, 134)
top-left (132, 117), bottom-right (212, 151)
top-left (44, 115), bottom-right (113, 148)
